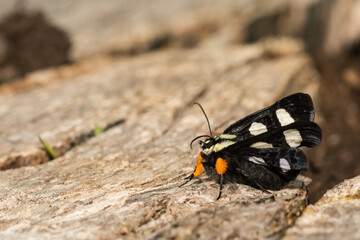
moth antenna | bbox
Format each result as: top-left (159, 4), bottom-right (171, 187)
top-left (194, 102), bottom-right (213, 137)
top-left (190, 135), bottom-right (211, 149)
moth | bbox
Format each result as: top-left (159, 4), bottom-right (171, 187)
top-left (180, 93), bottom-right (322, 199)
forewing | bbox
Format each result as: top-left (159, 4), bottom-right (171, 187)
top-left (223, 93), bottom-right (316, 142)
top-left (226, 121), bottom-right (321, 150)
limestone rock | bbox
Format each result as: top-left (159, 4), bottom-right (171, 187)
top-left (305, 0), bottom-right (360, 57)
top-left (0, 0), bottom-right (313, 60)
top-left (0, 40), bottom-right (320, 239)
top-left (0, 11), bottom-right (71, 77)
top-left (284, 175), bottom-right (360, 240)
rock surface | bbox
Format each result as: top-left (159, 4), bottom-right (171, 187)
top-left (305, 0), bottom-right (360, 57)
top-left (1, 0), bottom-right (360, 239)
top-left (0, 1), bottom-right (329, 239)
top-left (0, 39), bottom-right (319, 239)
top-left (0, 11), bottom-right (71, 83)
top-left (0, 0), bottom-right (315, 60)
top-left (284, 175), bottom-right (360, 240)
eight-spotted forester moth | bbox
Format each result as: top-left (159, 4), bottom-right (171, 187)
top-left (180, 93), bottom-right (322, 199)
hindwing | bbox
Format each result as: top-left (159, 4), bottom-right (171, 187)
top-left (222, 147), bottom-right (307, 186)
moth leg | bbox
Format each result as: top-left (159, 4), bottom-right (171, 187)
top-left (253, 183), bottom-right (275, 201)
top-left (217, 174), bottom-right (224, 200)
top-left (179, 152), bottom-right (204, 187)
top-left (215, 157), bottom-right (228, 200)
top-left (179, 173), bottom-right (194, 187)
top-left (255, 183), bottom-right (272, 194)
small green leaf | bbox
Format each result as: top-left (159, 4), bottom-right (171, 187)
top-left (39, 136), bottom-right (57, 159)
top-left (93, 125), bottom-right (103, 136)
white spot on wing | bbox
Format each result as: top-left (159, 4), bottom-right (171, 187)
top-left (283, 129), bottom-right (302, 147)
top-left (249, 156), bottom-right (266, 165)
top-left (310, 111), bottom-right (315, 121)
top-left (250, 142), bottom-right (273, 148)
top-left (213, 141), bottom-right (236, 152)
top-left (249, 122), bottom-right (267, 136)
top-left (276, 108), bottom-right (294, 126)
top-left (280, 158), bottom-right (291, 172)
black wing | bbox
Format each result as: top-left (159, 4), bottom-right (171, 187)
top-left (223, 93), bottom-right (321, 148)
top-left (237, 147), bottom-right (309, 171)
top-left (227, 121), bottom-right (321, 149)
top-left (224, 93), bottom-right (315, 135)
top-left (222, 147), bottom-right (306, 189)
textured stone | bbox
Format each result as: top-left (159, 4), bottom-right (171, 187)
top-left (284, 175), bottom-right (360, 240)
top-left (0, 11), bottom-right (71, 76)
top-left (305, 0), bottom-right (360, 57)
top-left (0, 0), bottom-right (307, 59)
top-left (0, 38), bottom-right (319, 169)
top-left (0, 39), bottom-right (320, 239)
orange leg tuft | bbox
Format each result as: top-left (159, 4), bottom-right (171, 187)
top-left (193, 152), bottom-right (205, 177)
top-left (215, 157), bottom-right (228, 175)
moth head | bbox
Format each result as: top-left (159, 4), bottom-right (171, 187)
top-left (199, 138), bottom-right (215, 150)
top-left (190, 135), bottom-right (214, 150)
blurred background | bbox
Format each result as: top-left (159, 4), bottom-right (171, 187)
top-left (0, 0), bottom-right (359, 203)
